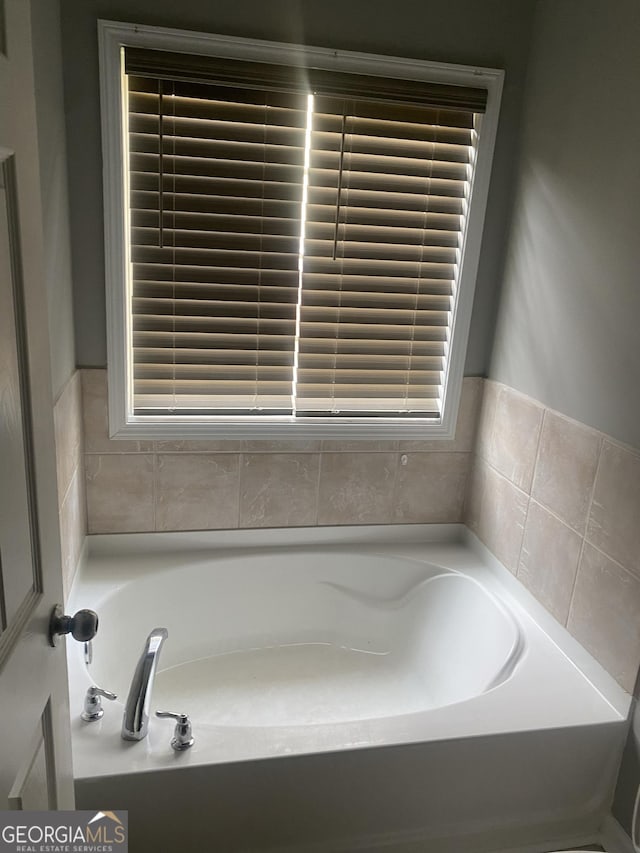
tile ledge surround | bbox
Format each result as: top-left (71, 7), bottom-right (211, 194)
top-left (77, 367), bottom-right (640, 692)
top-left (53, 367), bottom-right (81, 406)
top-left (80, 368), bottom-right (480, 534)
top-left (80, 368), bottom-right (483, 455)
top-left (53, 369), bottom-right (87, 600)
top-left (482, 378), bottom-right (640, 460)
top-left (467, 378), bottom-right (640, 693)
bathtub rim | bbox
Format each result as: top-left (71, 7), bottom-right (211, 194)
top-left (76, 522), bottom-right (630, 721)
top-left (85, 558), bottom-right (528, 726)
top-left (66, 523), bottom-right (631, 782)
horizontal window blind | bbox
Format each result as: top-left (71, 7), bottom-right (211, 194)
top-left (298, 96), bottom-right (476, 416)
top-left (127, 74), bottom-right (309, 413)
top-left (123, 48), bottom-right (485, 419)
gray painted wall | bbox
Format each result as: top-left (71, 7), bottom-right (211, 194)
top-left (491, 2), bottom-right (640, 834)
top-left (490, 0), bottom-right (640, 450)
top-left (59, 0), bottom-right (537, 373)
top-left (31, 0), bottom-right (75, 399)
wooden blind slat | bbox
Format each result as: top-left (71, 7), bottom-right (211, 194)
top-left (125, 53), bottom-right (481, 417)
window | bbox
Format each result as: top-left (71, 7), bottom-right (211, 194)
top-left (99, 22), bottom-right (503, 439)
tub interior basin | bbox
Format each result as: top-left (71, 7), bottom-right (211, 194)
top-left (85, 551), bottom-right (522, 727)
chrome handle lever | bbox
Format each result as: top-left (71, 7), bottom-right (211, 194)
top-left (155, 710), bottom-right (194, 751)
top-left (81, 685), bottom-right (117, 722)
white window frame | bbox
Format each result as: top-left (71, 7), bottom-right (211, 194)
top-left (98, 19), bottom-right (503, 440)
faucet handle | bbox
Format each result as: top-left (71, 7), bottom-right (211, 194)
top-left (155, 711), bottom-right (194, 751)
top-left (81, 685), bottom-right (117, 722)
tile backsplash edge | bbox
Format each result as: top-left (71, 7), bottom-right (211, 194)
top-left (80, 368), bottom-right (480, 535)
top-left (53, 370), bottom-right (87, 601)
top-left (466, 378), bottom-right (640, 692)
top-left (69, 367), bottom-right (640, 691)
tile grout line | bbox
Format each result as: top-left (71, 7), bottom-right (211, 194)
top-left (527, 404), bottom-right (547, 497)
top-left (585, 538), bottom-right (640, 583)
top-left (565, 434), bottom-right (605, 626)
top-left (152, 450), bottom-right (158, 532)
top-left (76, 372), bottom-right (90, 538)
top-left (236, 453), bottom-right (244, 529)
top-left (513, 492), bottom-right (532, 580)
top-left (53, 377), bottom-right (84, 510)
top-left (478, 452), bottom-right (532, 501)
top-left (391, 450), bottom-right (403, 524)
top-left (83, 454), bottom-right (91, 534)
top-left (458, 462), bottom-right (472, 525)
top-left (526, 495), bottom-right (586, 538)
top-left (57, 456), bottom-right (80, 512)
top-left (514, 407), bottom-right (548, 580)
top-left (313, 453), bottom-right (323, 527)
top-left (461, 451), bottom-right (476, 524)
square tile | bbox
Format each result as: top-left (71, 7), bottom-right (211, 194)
top-left (394, 452), bottom-right (469, 523)
top-left (59, 465), bottom-right (86, 600)
top-left (465, 458), bottom-right (529, 574)
top-left (155, 454), bottom-right (240, 531)
top-left (487, 384), bottom-right (544, 492)
top-left (54, 371), bottom-right (83, 504)
top-left (475, 379), bottom-right (499, 463)
top-left (239, 454), bottom-right (320, 528)
top-left (155, 439), bottom-right (243, 452)
top-left (586, 440), bottom-right (640, 577)
top-left (317, 453), bottom-right (397, 525)
top-left (531, 411), bottom-right (601, 533)
top-left (517, 500), bottom-right (582, 624)
top-left (321, 439), bottom-right (398, 452)
top-left (243, 440), bottom-right (322, 452)
top-left (568, 543), bottom-right (640, 692)
top-left (85, 454), bottom-right (154, 533)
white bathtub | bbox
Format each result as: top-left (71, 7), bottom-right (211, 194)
top-left (67, 524), bottom-right (629, 853)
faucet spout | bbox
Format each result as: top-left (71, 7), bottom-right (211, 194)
top-left (121, 627), bottom-right (168, 741)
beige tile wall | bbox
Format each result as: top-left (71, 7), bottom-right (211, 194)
top-left (81, 369), bottom-right (481, 536)
top-left (466, 379), bottom-right (640, 692)
top-left (75, 370), bottom-right (640, 691)
top-left (53, 371), bottom-right (87, 599)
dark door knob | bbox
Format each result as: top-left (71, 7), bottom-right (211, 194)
top-left (49, 605), bottom-right (99, 647)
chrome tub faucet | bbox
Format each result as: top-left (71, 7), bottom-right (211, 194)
top-left (122, 627), bottom-right (168, 741)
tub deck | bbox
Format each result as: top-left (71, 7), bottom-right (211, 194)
top-left (67, 524), bottom-right (629, 853)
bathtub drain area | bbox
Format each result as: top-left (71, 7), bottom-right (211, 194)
top-left (153, 642), bottom-right (434, 727)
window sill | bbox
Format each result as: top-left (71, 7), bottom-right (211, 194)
top-left (108, 415), bottom-right (457, 442)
